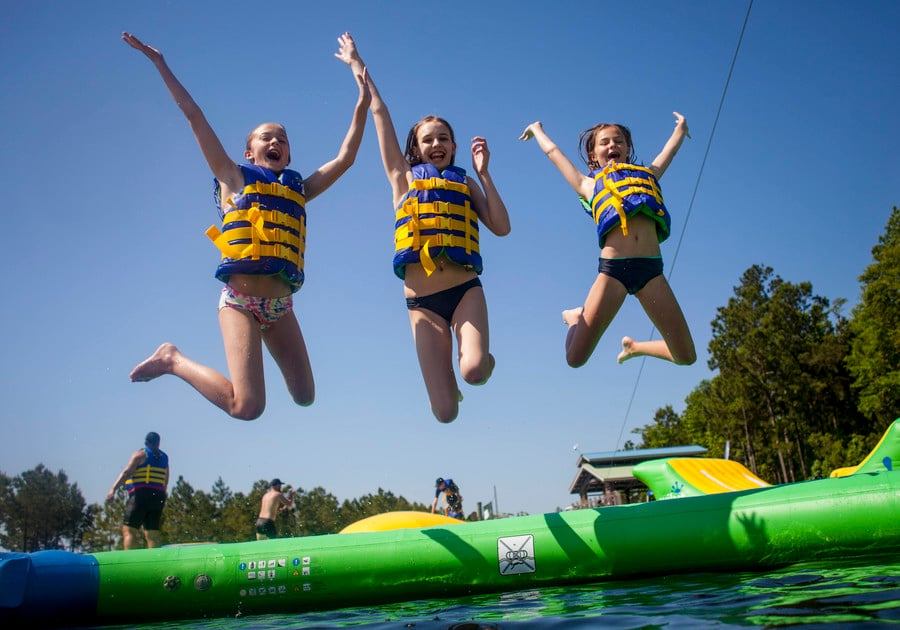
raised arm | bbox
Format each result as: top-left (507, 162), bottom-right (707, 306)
top-left (520, 122), bottom-right (595, 200)
top-left (649, 112), bottom-right (689, 178)
top-left (336, 34), bottom-right (410, 206)
top-left (277, 489), bottom-right (295, 511)
top-left (467, 137), bottom-right (510, 236)
top-left (303, 33), bottom-right (372, 201)
top-left (121, 32), bottom-right (243, 192)
top-left (106, 449), bottom-right (146, 502)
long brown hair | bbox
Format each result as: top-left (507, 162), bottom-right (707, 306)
top-left (404, 115), bottom-right (456, 166)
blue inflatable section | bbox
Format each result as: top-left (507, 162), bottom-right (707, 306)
top-left (0, 550), bottom-right (99, 624)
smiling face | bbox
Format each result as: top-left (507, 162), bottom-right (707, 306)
top-left (590, 125), bottom-right (631, 168)
top-left (580, 123), bottom-right (635, 170)
top-left (405, 116), bottom-right (457, 168)
top-left (245, 123), bottom-right (291, 172)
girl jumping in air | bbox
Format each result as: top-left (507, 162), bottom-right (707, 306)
top-left (335, 33), bottom-right (511, 423)
top-left (520, 115), bottom-right (696, 368)
top-left (125, 32), bottom-right (370, 420)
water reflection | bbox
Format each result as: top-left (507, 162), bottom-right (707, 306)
top-left (111, 559), bottom-right (900, 629)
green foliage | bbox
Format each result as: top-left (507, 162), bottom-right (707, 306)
top-left (0, 465), bottom-right (93, 552)
top-left (847, 206), bottom-right (900, 422)
top-left (41, 477), bottom-right (431, 548)
top-left (633, 208), bottom-right (897, 483)
top-left (289, 486), bottom-right (342, 536)
top-left (702, 264), bottom-right (864, 483)
top-left (633, 405), bottom-right (691, 449)
top-left (81, 493), bottom-right (126, 552)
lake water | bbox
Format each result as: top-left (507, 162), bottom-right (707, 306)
top-left (97, 558), bottom-right (900, 629)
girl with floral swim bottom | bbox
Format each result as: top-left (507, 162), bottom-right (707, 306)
top-left (124, 32), bottom-right (370, 420)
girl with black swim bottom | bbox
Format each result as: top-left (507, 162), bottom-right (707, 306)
top-left (336, 34), bottom-right (511, 424)
top-left (520, 114), bottom-right (696, 369)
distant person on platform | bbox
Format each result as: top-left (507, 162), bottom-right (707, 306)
top-left (107, 431), bottom-right (169, 549)
top-left (432, 477), bottom-right (464, 520)
top-left (256, 479), bottom-right (295, 540)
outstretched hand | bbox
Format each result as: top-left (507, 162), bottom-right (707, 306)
top-left (335, 32), bottom-right (370, 106)
top-left (122, 32), bottom-right (163, 64)
top-left (471, 136), bottom-right (491, 173)
top-left (519, 121), bottom-right (542, 141)
top-left (334, 32), bottom-right (362, 67)
top-left (673, 111), bottom-right (691, 139)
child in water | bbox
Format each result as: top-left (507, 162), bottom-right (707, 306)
top-left (520, 114), bottom-right (696, 368)
top-left (125, 32), bottom-right (370, 419)
top-left (335, 33), bottom-right (511, 423)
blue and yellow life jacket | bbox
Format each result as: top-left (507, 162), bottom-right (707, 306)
top-left (125, 448), bottom-right (169, 494)
top-left (206, 164), bottom-right (307, 293)
top-left (393, 164), bottom-right (482, 279)
top-left (583, 163), bottom-right (670, 248)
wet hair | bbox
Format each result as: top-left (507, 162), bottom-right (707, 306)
top-left (404, 115), bottom-right (456, 166)
top-left (578, 123), bottom-right (635, 170)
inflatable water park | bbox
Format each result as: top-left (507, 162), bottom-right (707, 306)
top-left (3, 419), bottom-right (899, 627)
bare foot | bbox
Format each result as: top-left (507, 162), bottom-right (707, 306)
top-left (130, 343), bottom-right (180, 381)
top-left (562, 307), bottom-right (584, 326)
top-left (617, 336), bottom-right (636, 364)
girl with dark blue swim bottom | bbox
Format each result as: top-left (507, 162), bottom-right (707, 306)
top-left (336, 34), bottom-right (511, 423)
top-left (124, 32), bottom-right (370, 420)
top-left (520, 114), bottom-right (696, 369)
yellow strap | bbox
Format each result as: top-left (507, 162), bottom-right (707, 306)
top-left (394, 215), bottom-right (476, 242)
top-left (222, 207), bottom-right (303, 233)
top-left (597, 169), bottom-right (629, 236)
top-left (395, 232), bottom-right (474, 251)
top-left (243, 180), bottom-right (306, 207)
top-left (217, 226), bottom-right (302, 250)
top-left (420, 242), bottom-right (436, 276)
top-left (394, 200), bottom-right (476, 222)
top-left (206, 225), bottom-right (303, 263)
top-left (223, 242), bottom-right (301, 265)
top-left (396, 189), bottom-right (478, 276)
top-left (591, 165), bottom-right (664, 235)
top-left (206, 225), bottom-right (245, 259)
top-left (410, 177), bottom-right (470, 195)
top-left (603, 163), bottom-right (656, 177)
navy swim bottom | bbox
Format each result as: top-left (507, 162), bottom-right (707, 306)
top-left (599, 256), bottom-right (663, 295)
top-left (406, 277), bottom-right (483, 324)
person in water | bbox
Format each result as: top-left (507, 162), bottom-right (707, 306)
top-left (335, 33), bottom-right (511, 423)
top-left (124, 32), bottom-right (370, 419)
top-left (520, 114), bottom-right (696, 368)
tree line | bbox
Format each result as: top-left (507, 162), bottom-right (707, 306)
top-left (3, 206), bottom-right (898, 552)
top-left (0, 467), bottom-right (428, 553)
top-left (631, 206), bottom-right (900, 484)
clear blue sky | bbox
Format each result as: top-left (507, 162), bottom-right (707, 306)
top-left (1, 0), bottom-right (897, 518)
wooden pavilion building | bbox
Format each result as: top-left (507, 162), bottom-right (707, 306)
top-left (569, 445), bottom-right (708, 507)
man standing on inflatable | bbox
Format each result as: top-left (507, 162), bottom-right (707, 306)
top-left (107, 432), bottom-right (169, 549)
top-left (432, 477), bottom-right (464, 520)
